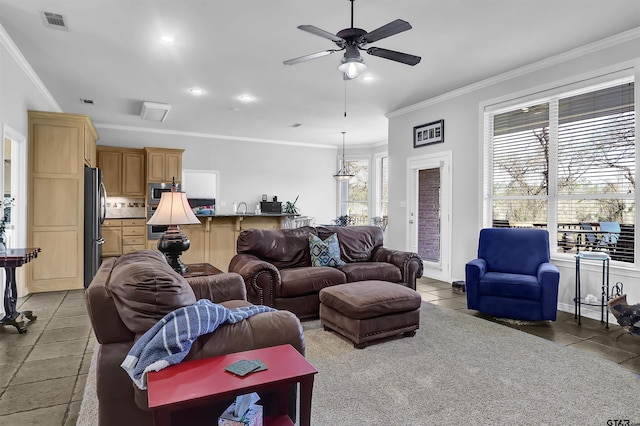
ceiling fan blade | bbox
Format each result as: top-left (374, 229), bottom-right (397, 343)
top-left (298, 25), bottom-right (344, 43)
top-left (366, 47), bottom-right (421, 66)
top-left (362, 19), bottom-right (412, 44)
top-left (283, 50), bottom-right (337, 65)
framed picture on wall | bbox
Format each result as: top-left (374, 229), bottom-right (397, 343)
top-left (413, 119), bottom-right (444, 148)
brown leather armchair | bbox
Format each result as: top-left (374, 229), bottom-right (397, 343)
top-left (85, 250), bottom-right (305, 426)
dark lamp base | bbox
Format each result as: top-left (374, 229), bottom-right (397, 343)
top-left (157, 228), bottom-right (191, 275)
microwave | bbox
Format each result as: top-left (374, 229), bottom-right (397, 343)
top-left (148, 182), bottom-right (178, 205)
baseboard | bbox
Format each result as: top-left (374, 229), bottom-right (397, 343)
top-left (557, 301), bottom-right (614, 324)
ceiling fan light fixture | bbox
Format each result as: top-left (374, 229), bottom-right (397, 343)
top-left (338, 56), bottom-right (367, 79)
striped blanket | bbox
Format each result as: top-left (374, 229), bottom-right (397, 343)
top-left (121, 299), bottom-right (275, 390)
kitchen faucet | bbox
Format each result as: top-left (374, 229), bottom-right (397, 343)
top-left (236, 202), bottom-right (248, 214)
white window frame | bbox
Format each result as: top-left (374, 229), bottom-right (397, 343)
top-left (336, 155), bottom-right (371, 224)
top-left (483, 70), bottom-right (637, 266)
top-left (374, 152), bottom-right (388, 218)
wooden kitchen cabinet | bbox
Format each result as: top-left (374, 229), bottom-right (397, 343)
top-left (122, 218), bottom-right (146, 254)
top-left (102, 219), bottom-right (122, 257)
top-left (102, 218), bottom-right (146, 258)
top-left (97, 146), bottom-right (145, 197)
top-left (28, 110), bottom-right (99, 292)
top-left (84, 124), bottom-right (98, 167)
top-left (179, 222), bottom-right (207, 264)
top-left (145, 147), bottom-right (183, 183)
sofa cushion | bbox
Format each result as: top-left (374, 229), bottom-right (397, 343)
top-left (280, 267), bottom-right (347, 298)
top-left (236, 226), bottom-right (317, 269)
top-left (309, 233), bottom-right (346, 267)
top-left (107, 250), bottom-right (197, 334)
top-left (479, 272), bottom-right (541, 301)
top-left (316, 226), bottom-right (383, 262)
top-left (338, 262), bottom-right (402, 283)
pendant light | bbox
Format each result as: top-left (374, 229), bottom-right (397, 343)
top-left (333, 131), bottom-right (354, 181)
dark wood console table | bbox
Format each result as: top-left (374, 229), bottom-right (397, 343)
top-left (1, 247), bottom-right (41, 334)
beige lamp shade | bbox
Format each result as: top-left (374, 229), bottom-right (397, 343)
top-left (147, 191), bottom-right (200, 225)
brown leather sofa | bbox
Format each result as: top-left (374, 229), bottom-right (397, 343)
top-left (85, 250), bottom-right (305, 426)
top-left (229, 225), bottom-right (423, 319)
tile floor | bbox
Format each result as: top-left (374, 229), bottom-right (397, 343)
top-left (0, 277), bottom-right (639, 425)
top-left (0, 289), bottom-right (95, 425)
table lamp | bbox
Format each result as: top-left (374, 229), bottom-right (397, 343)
top-left (147, 182), bottom-right (200, 274)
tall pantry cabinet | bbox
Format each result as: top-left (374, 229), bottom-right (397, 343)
top-left (27, 111), bottom-right (98, 292)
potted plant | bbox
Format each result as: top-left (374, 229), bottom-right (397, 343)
top-left (283, 195), bottom-right (299, 215)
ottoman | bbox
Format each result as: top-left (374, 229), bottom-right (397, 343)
top-left (319, 280), bottom-right (421, 349)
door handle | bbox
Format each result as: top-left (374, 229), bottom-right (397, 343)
top-left (96, 238), bottom-right (105, 245)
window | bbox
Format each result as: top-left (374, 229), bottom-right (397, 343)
top-left (338, 159), bottom-right (369, 225)
top-left (486, 80), bottom-right (635, 262)
top-left (377, 155), bottom-right (389, 218)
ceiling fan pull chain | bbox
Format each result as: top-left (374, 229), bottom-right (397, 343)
top-left (344, 80), bottom-right (348, 117)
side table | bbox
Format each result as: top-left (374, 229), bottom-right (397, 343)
top-left (182, 263), bottom-right (222, 278)
top-left (148, 344), bottom-right (317, 426)
top-left (574, 251), bottom-right (610, 328)
top-left (1, 247), bottom-right (41, 333)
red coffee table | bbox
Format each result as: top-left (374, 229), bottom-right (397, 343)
top-left (147, 344), bottom-right (317, 426)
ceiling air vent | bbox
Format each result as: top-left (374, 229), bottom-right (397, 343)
top-left (42, 12), bottom-right (69, 30)
top-left (140, 102), bottom-right (171, 122)
top-left (80, 98), bottom-right (94, 105)
top-left (289, 123), bottom-right (302, 128)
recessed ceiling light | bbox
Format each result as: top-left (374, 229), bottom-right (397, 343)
top-left (238, 94), bottom-right (255, 102)
top-left (160, 35), bottom-right (175, 43)
top-left (189, 88), bottom-right (204, 95)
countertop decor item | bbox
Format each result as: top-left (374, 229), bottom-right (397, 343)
top-left (147, 180), bottom-right (200, 274)
top-left (283, 195), bottom-right (300, 215)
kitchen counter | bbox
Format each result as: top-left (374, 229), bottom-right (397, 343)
top-left (105, 216), bottom-right (146, 219)
top-left (195, 213), bottom-right (295, 218)
top-left (163, 214), bottom-right (286, 272)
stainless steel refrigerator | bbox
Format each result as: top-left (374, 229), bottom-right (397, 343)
top-left (84, 166), bottom-right (106, 288)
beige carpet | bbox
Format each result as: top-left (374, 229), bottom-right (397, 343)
top-left (79, 303), bottom-right (640, 425)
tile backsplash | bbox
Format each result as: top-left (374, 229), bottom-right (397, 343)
top-left (106, 197), bottom-right (146, 218)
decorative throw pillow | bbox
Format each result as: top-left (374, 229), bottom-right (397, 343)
top-left (309, 233), bottom-right (346, 267)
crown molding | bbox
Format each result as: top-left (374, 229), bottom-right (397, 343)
top-left (0, 24), bottom-right (61, 112)
top-left (94, 123), bottom-right (337, 149)
top-left (387, 26), bottom-right (640, 118)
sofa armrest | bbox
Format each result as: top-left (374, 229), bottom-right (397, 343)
top-left (537, 262), bottom-right (560, 319)
top-left (186, 272), bottom-right (247, 303)
top-left (465, 258), bottom-right (487, 310)
top-left (371, 247), bottom-right (423, 289)
top-left (228, 253), bottom-right (281, 307)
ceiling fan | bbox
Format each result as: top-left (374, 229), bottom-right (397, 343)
top-left (283, 0), bottom-right (421, 79)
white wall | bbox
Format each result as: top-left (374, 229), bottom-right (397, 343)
top-left (386, 30), bottom-right (640, 317)
top-left (0, 26), bottom-right (59, 296)
top-left (96, 127), bottom-right (339, 224)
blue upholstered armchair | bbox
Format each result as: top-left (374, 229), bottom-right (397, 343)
top-left (465, 228), bottom-right (560, 321)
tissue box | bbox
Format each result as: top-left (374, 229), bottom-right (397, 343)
top-left (218, 402), bottom-right (263, 426)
